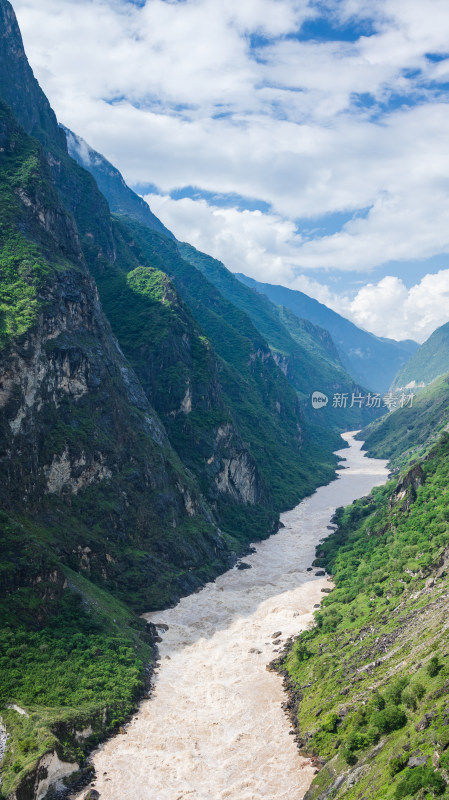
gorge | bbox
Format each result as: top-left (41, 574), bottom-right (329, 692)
top-left (71, 434), bottom-right (389, 800)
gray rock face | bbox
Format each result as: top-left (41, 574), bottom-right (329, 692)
top-left (0, 0), bottom-right (64, 145)
top-left (214, 426), bottom-right (261, 505)
top-left (408, 754), bottom-right (428, 768)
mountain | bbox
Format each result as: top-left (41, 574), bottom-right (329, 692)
top-left (64, 133), bottom-right (382, 432)
top-left (0, 2), bottom-right (344, 794)
top-left (359, 372), bottom-right (449, 469)
top-left (392, 320), bottom-right (449, 390)
top-left (237, 274), bottom-right (418, 392)
top-left (63, 127), bottom-right (174, 239)
top-left (281, 431), bottom-right (449, 800)
top-left (175, 242), bottom-right (382, 429)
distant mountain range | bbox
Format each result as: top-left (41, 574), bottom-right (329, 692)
top-left (237, 274), bottom-right (418, 392)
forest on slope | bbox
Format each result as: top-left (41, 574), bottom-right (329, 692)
top-left (281, 378), bottom-right (449, 799)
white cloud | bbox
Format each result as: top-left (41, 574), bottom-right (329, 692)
top-left (145, 193), bottom-right (304, 285)
top-left (294, 272), bottom-right (449, 343)
top-left (145, 194), bottom-right (449, 342)
top-left (10, 0), bottom-right (449, 340)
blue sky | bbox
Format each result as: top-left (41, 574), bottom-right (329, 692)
top-left (12, 0), bottom-right (449, 341)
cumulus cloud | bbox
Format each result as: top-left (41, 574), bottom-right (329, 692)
top-left (11, 0), bottom-right (449, 339)
top-left (294, 272), bottom-right (449, 343)
top-left (145, 194), bottom-right (449, 342)
top-left (145, 193), bottom-right (304, 285)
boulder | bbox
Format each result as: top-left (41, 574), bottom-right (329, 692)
top-left (408, 754), bottom-right (428, 768)
top-left (415, 714), bottom-right (434, 732)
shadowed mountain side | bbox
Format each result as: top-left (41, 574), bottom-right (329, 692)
top-left (237, 274), bottom-right (418, 393)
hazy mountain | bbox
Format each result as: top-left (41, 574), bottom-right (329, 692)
top-left (237, 274), bottom-right (418, 392)
top-left (392, 320), bottom-right (449, 390)
top-left (63, 126), bottom-right (174, 239)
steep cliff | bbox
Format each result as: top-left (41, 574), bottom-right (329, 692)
top-left (109, 216), bottom-right (336, 513)
top-left (0, 1), bottom-right (341, 795)
top-left (0, 98), bottom-right (231, 610)
top-left (0, 0), bottom-right (281, 552)
top-left (63, 126), bottom-right (174, 239)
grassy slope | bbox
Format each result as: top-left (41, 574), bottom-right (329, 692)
top-left (360, 373), bottom-right (449, 470)
top-left (281, 434), bottom-right (449, 799)
top-left (392, 322), bottom-right (449, 390)
top-left (0, 510), bottom-right (154, 799)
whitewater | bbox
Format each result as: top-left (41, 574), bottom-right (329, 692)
top-left (74, 433), bottom-right (389, 800)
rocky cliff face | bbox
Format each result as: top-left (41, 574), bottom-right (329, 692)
top-left (0, 0), bottom-right (267, 564)
top-left (0, 0), bottom-right (64, 146)
top-left (0, 98), bottom-right (231, 611)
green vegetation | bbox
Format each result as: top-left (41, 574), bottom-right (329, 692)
top-left (0, 516), bottom-right (153, 798)
top-left (236, 272), bottom-right (418, 392)
top-left (361, 372), bottom-right (449, 469)
top-left (178, 241), bottom-right (380, 430)
top-left (95, 215), bottom-right (339, 517)
top-left (281, 433), bottom-right (449, 799)
top-left (0, 101), bottom-right (67, 346)
top-left (392, 321), bottom-right (449, 390)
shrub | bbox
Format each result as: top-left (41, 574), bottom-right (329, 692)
top-left (322, 713), bottom-right (339, 733)
top-left (389, 755), bottom-right (408, 777)
top-left (372, 705), bottom-right (407, 734)
top-left (346, 730), bottom-right (367, 751)
top-left (384, 677), bottom-right (409, 706)
top-left (413, 682), bottom-right (426, 700)
top-left (372, 691), bottom-right (386, 711)
top-left (394, 766), bottom-right (445, 799)
top-left (427, 655), bottom-right (440, 677)
top-left (342, 747), bottom-right (357, 765)
top-left (401, 689), bottom-right (417, 711)
top-left (365, 726), bottom-right (380, 745)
